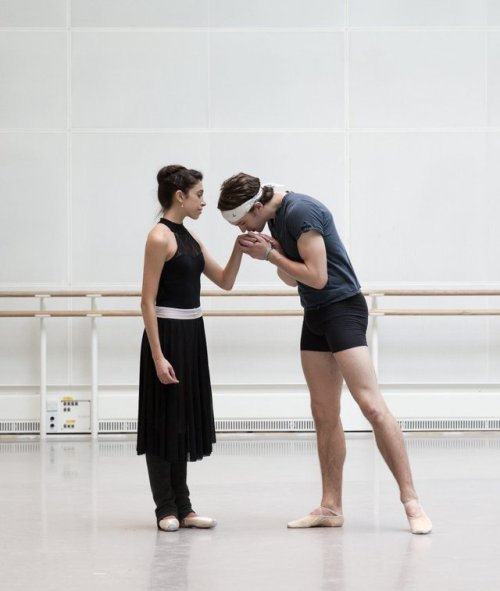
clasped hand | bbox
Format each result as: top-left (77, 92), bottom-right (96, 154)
top-left (237, 232), bottom-right (282, 260)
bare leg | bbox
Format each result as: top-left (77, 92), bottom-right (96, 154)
top-left (301, 351), bottom-right (345, 515)
top-left (333, 346), bottom-right (431, 533)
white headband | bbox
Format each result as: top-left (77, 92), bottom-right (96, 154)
top-left (221, 183), bottom-right (285, 224)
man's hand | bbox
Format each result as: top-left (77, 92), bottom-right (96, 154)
top-left (237, 232), bottom-right (271, 260)
top-left (257, 233), bottom-right (285, 255)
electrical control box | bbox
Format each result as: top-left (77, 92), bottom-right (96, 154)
top-left (46, 397), bottom-right (91, 433)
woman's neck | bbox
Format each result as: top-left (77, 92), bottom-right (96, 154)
top-left (162, 208), bottom-right (185, 224)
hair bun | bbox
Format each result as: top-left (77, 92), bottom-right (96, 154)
top-left (157, 164), bottom-right (186, 184)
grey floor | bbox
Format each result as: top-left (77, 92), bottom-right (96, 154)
top-left (1, 432), bottom-right (499, 591)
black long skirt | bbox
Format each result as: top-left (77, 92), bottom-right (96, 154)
top-left (136, 317), bottom-right (216, 462)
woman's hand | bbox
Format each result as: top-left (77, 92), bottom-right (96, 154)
top-left (154, 357), bottom-right (179, 385)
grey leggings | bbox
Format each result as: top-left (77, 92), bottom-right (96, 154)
top-left (145, 453), bottom-right (193, 523)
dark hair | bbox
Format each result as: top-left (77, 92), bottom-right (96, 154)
top-left (218, 172), bottom-right (274, 212)
top-left (157, 165), bottom-right (203, 210)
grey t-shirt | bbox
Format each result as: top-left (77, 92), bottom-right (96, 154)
top-left (268, 192), bottom-right (361, 310)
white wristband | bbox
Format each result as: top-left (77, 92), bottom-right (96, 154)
top-left (263, 244), bottom-right (273, 261)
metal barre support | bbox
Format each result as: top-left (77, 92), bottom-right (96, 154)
top-left (38, 296), bottom-right (47, 440)
top-left (90, 297), bottom-right (99, 439)
top-left (370, 295), bottom-right (379, 377)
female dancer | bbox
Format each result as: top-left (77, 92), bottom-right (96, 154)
top-left (137, 165), bottom-right (242, 532)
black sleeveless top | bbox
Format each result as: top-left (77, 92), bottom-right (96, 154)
top-left (155, 218), bottom-right (205, 309)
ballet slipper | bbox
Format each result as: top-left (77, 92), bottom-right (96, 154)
top-left (287, 506), bottom-right (344, 529)
top-left (180, 514), bottom-right (217, 529)
top-left (158, 516), bottom-right (179, 532)
top-left (403, 500), bottom-right (432, 535)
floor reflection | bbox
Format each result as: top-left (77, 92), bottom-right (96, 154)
top-left (150, 531), bottom-right (191, 591)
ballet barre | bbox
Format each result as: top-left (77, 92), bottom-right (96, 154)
top-left (3, 307), bottom-right (500, 317)
top-left (1, 288), bottom-right (500, 438)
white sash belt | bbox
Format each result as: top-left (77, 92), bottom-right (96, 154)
top-left (155, 306), bottom-right (202, 320)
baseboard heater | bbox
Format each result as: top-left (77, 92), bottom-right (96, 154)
top-left (1, 417), bottom-right (500, 434)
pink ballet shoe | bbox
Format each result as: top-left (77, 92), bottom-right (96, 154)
top-left (180, 514), bottom-right (217, 529)
top-left (404, 500), bottom-right (432, 535)
top-left (287, 506), bottom-right (344, 529)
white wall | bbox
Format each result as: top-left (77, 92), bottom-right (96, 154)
top-left (1, 0), bottom-right (500, 429)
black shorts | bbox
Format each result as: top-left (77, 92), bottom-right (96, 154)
top-left (300, 293), bottom-right (368, 353)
